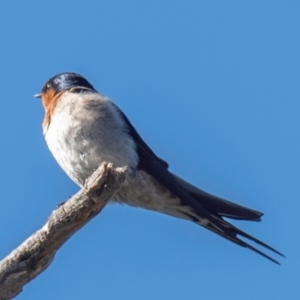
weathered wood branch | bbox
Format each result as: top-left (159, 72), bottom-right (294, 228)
top-left (0, 163), bottom-right (126, 300)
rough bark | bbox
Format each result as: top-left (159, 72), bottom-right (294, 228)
top-left (0, 163), bottom-right (126, 300)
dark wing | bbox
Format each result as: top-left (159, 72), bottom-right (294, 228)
top-left (171, 174), bottom-right (263, 221)
top-left (115, 106), bottom-right (283, 264)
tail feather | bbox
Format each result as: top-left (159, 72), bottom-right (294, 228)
top-left (231, 223), bottom-right (284, 257)
top-left (195, 213), bottom-right (283, 264)
top-left (170, 174), bottom-right (284, 263)
top-left (138, 156), bottom-right (283, 264)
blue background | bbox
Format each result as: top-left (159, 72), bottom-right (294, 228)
top-left (0, 1), bottom-right (299, 299)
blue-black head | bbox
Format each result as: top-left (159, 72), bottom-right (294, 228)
top-left (35, 72), bottom-right (97, 98)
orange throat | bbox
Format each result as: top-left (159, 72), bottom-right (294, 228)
top-left (42, 89), bottom-right (64, 132)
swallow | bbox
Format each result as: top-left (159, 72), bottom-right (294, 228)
top-left (35, 72), bottom-right (283, 264)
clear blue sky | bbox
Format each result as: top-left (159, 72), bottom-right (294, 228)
top-left (0, 1), bottom-right (299, 299)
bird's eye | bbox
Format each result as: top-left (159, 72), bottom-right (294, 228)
top-left (46, 83), bottom-right (51, 89)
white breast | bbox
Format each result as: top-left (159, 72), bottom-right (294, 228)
top-left (44, 92), bottom-right (138, 186)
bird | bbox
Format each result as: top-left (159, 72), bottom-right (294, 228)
top-left (35, 72), bottom-right (283, 264)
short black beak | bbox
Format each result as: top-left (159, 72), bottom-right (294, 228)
top-left (34, 93), bottom-right (42, 98)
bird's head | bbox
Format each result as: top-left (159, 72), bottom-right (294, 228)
top-left (35, 72), bottom-right (96, 109)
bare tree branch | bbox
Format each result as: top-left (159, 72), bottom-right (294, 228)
top-left (0, 163), bottom-right (126, 300)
